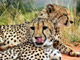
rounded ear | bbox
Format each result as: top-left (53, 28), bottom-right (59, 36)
top-left (46, 4), bottom-right (55, 13)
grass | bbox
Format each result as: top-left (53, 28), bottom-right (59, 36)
top-left (0, 10), bottom-right (39, 25)
top-left (0, 0), bottom-right (80, 45)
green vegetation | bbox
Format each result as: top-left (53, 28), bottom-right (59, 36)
top-left (0, 0), bottom-right (39, 25)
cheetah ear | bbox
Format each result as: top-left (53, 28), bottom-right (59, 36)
top-left (46, 4), bottom-right (55, 13)
top-left (46, 4), bottom-right (59, 13)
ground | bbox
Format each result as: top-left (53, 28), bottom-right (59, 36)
top-left (62, 45), bottom-right (80, 60)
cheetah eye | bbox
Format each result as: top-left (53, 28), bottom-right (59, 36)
top-left (43, 26), bottom-right (48, 30)
top-left (30, 26), bottom-right (35, 30)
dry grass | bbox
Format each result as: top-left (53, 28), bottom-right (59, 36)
top-left (60, 8), bottom-right (80, 45)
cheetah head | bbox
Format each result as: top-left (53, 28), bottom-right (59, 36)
top-left (46, 4), bottom-right (73, 27)
top-left (28, 18), bottom-right (55, 47)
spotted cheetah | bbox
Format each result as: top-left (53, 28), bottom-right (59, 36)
top-left (0, 18), bottom-right (61, 60)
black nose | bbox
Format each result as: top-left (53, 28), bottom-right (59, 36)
top-left (70, 21), bottom-right (73, 24)
top-left (35, 37), bottom-right (38, 39)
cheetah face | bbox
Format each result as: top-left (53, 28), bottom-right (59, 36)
top-left (29, 19), bottom-right (55, 47)
top-left (46, 4), bottom-right (73, 27)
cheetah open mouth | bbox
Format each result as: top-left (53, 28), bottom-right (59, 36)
top-left (35, 42), bottom-right (43, 45)
top-left (35, 37), bottom-right (43, 45)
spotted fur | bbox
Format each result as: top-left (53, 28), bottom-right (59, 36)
top-left (0, 22), bottom-right (29, 50)
top-left (0, 18), bottom-right (61, 60)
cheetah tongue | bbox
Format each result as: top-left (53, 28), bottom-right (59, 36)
top-left (36, 37), bottom-right (43, 43)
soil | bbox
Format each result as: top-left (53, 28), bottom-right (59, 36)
top-left (62, 45), bottom-right (80, 60)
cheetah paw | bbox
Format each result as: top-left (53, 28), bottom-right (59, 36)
top-left (50, 49), bottom-right (62, 60)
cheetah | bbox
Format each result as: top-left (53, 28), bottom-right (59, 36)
top-left (0, 18), bottom-right (61, 60)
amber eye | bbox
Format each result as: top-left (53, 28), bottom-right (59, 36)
top-left (30, 26), bottom-right (35, 30)
top-left (43, 26), bottom-right (48, 30)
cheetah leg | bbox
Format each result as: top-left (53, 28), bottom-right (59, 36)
top-left (49, 49), bottom-right (61, 60)
top-left (44, 46), bottom-right (62, 60)
top-left (53, 40), bottom-right (80, 57)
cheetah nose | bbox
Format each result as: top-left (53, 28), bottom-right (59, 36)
top-left (35, 37), bottom-right (38, 39)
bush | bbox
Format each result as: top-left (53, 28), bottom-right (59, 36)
top-left (77, 0), bottom-right (80, 13)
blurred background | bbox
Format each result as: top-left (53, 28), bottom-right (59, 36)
top-left (0, 0), bottom-right (80, 45)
